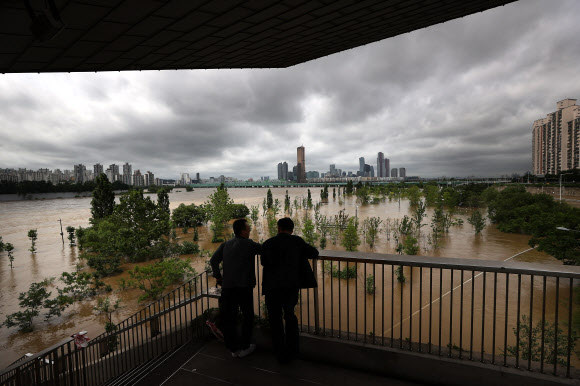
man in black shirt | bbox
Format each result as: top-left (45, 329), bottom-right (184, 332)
top-left (210, 218), bottom-right (261, 358)
top-left (261, 217), bottom-right (318, 363)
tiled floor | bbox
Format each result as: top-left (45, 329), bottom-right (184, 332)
top-left (158, 340), bottom-right (420, 386)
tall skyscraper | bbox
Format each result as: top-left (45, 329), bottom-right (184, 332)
top-left (399, 168), bottom-right (406, 178)
top-left (385, 158), bottom-right (390, 177)
top-left (297, 146), bottom-right (306, 183)
top-left (282, 161), bottom-right (288, 180)
top-left (359, 157), bottom-right (365, 174)
top-left (391, 168), bottom-right (398, 178)
top-left (377, 152), bottom-right (385, 177)
top-left (94, 163), bottom-right (104, 177)
top-left (533, 99), bottom-right (580, 175)
top-left (277, 162), bottom-right (283, 180)
top-left (370, 165), bottom-right (375, 178)
top-left (145, 171), bottom-right (154, 186)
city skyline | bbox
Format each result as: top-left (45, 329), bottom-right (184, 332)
top-left (1, 1), bottom-right (580, 179)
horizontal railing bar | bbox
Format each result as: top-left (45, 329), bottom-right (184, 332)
top-left (99, 292), bottom-right (219, 337)
top-left (316, 251), bottom-right (580, 279)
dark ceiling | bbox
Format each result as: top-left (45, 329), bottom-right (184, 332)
top-left (1, 0), bottom-right (517, 74)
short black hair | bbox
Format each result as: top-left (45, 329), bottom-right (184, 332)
top-left (233, 218), bottom-right (248, 236)
top-left (277, 217), bottom-right (294, 232)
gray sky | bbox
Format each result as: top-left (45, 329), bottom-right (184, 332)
top-left (1, 0), bottom-right (579, 180)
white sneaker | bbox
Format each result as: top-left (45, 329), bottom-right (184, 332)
top-left (237, 344), bottom-right (256, 358)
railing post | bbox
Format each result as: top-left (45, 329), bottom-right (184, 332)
top-left (313, 258), bottom-right (320, 335)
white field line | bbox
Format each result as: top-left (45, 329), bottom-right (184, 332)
top-left (386, 247), bottom-right (536, 333)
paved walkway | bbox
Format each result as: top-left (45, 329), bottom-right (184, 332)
top-left (158, 340), bottom-right (420, 386)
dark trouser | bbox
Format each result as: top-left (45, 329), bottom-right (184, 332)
top-left (265, 288), bottom-right (299, 360)
top-left (221, 287), bottom-right (254, 353)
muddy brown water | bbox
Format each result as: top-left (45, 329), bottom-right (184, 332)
top-left (0, 188), bottom-right (577, 369)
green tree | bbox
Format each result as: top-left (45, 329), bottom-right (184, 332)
top-left (81, 189), bottom-right (173, 265)
top-left (90, 173), bottom-right (115, 224)
top-left (0, 236), bottom-right (4, 252)
top-left (157, 188), bottom-right (170, 216)
top-left (28, 229), bottom-right (38, 253)
top-left (346, 180), bottom-right (354, 195)
top-left (66, 226), bottom-right (76, 246)
top-left (320, 184), bottom-right (329, 201)
top-left (250, 206), bottom-right (259, 227)
top-left (402, 236), bottom-right (419, 255)
top-left (75, 227), bottom-right (86, 250)
top-left (206, 183), bottom-right (233, 243)
top-left (302, 217), bottom-right (319, 247)
top-left (284, 190), bottom-right (291, 212)
top-left (341, 218), bottom-right (360, 252)
top-left (467, 210), bottom-right (486, 234)
top-left (507, 315), bottom-right (577, 367)
top-left (266, 188), bottom-right (273, 209)
top-left (363, 217), bottom-right (382, 248)
top-left (127, 258), bottom-right (197, 301)
top-left (171, 203), bottom-right (208, 228)
top-left (2, 280), bottom-right (52, 332)
top-left (307, 189), bottom-right (313, 208)
top-left (406, 186), bottom-right (422, 207)
top-left (6, 243), bottom-right (14, 269)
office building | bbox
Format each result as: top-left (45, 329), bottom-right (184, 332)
top-left (391, 168), bottom-right (398, 178)
top-left (282, 162), bottom-right (288, 180)
top-left (297, 146), bottom-right (306, 182)
top-left (385, 158), bottom-right (390, 177)
top-left (306, 171), bottom-right (320, 179)
top-left (94, 163), bottom-right (104, 177)
top-left (359, 157), bottom-right (365, 175)
top-left (533, 99), bottom-right (580, 175)
top-left (377, 152), bottom-right (385, 177)
top-left (277, 162), bottom-right (283, 180)
top-left (399, 168), bottom-right (406, 178)
top-left (370, 165), bottom-right (375, 178)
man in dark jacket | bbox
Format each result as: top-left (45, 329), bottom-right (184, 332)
top-left (261, 217), bottom-right (319, 363)
top-left (210, 218), bottom-right (261, 358)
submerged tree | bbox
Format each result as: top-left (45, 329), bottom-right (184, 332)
top-left (207, 183), bottom-right (233, 243)
top-left (66, 226), bottom-right (76, 246)
top-left (266, 188), bottom-right (273, 210)
top-left (5, 243), bottom-right (14, 269)
top-left (467, 210), bottom-right (486, 234)
top-left (157, 188), bottom-right (170, 216)
top-left (90, 173), bottom-right (115, 224)
top-left (341, 218), bottom-right (360, 252)
top-left (28, 229), bottom-right (38, 253)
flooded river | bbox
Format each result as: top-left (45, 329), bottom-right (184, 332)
top-left (0, 187), bottom-right (574, 368)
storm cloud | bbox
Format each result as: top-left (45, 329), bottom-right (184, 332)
top-left (1, 0), bottom-right (579, 179)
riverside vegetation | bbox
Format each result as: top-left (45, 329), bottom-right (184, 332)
top-left (0, 179), bottom-right (578, 363)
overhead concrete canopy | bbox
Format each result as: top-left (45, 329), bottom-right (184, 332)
top-left (1, 0), bottom-right (516, 74)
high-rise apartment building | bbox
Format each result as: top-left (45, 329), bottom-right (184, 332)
top-left (399, 168), bottom-right (406, 178)
top-left (109, 164), bottom-right (120, 182)
top-left (377, 152), bottom-right (385, 177)
top-left (277, 162), bottom-right (283, 180)
top-left (133, 170), bottom-right (144, 186)
top-left (297, 146), bottom-right (306, 182)
top-left (122, 162), bottom-right (132, 185)
top-left (74, 164), bottom-right (86, 183)
top-left (391, 168), bottom-right (398, 178)
top-left (94, 163), bottom-right (104, 177)
top-left (533, 99), bottom-right (580, 175)
top-left (144, 171), bottom-right (154, 186)
top-left (385, 158), bottom-right (390, 177)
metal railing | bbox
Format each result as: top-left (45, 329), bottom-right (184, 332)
top-left (0, 270), bottom-right (219, 386)
top-left (2, 251), bottom-right (579, 385)
top-left (291, 251), bottom-right (580, 378)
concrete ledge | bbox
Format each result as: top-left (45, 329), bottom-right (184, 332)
top-left (297, 333), bottom-right (579, 386)
top-left (251, 327), bottom-right (578, 386)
